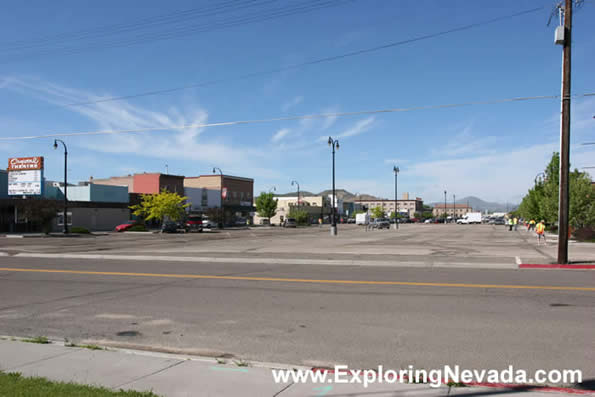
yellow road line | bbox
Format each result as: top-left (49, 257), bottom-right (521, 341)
top-left (1, 267), bottom-right (594, 291)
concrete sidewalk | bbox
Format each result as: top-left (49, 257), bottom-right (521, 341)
top-left (0, 339), bottom-right (589, 397)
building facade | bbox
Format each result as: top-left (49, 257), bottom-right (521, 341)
top-left (253, 195), bottom-right (330, 225)
top-left (184, 174), bottom-right (254, 220)
top-left (91, 173), bottom-right (184, 194)
top-left (355, 194), bottom-right (424, 218)
top-left (432, 203), bottom-right (473, 218)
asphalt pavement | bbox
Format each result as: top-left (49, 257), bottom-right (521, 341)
top-left (0, 224), bottom-right (593, 392)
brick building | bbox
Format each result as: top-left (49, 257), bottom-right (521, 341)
top-left (432, 203), bottom-right (473, 219)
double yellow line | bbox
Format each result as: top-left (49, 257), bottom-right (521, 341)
top-left (1, 267), bottom-right (594, 291)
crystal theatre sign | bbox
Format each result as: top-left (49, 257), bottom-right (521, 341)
top-left (7, 156), bottom-right (44, 195)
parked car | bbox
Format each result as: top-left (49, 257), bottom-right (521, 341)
top-left (283, 218), bottom-right (297, 228)
top-left (347, 218), bottom-right (356, 224)
top-left (184, 215), bottom-right (203, 232)
top-left (371, 218), bottom-right (390, 229)
top-left (424, 219), bottom-right (433, 224)
top-left (234, 218), bottom-right (247, 226)
top-left (202, 217), bottom-right (217, 228)
top-left (161, 221), bottom-right (185, 233)
top-left (115, 220), bottom-right (140, 232)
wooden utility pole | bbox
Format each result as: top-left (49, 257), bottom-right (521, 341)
top-left (557, 0), bottom-right (572, 264)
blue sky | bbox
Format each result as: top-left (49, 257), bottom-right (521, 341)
top-left (1, 0), bottom-right (594, 203)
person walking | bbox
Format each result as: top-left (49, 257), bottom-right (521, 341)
top-left (528, 219), bottom-right (536, 232)
top-left (507, 218), bottom-right (513, 231)
top-left (536, 220), bottom-right (547, 246)
top-left (513, 217), bottom-right (518, 231)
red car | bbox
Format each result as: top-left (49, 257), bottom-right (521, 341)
top-left (115, 220), bottom-right (139, 232)
top-left (185, 215), bottom-right (203, 232)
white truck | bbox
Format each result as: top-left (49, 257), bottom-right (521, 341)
top-left (457, 212), bottom-right (482, 224)
top-left (356, 213), bottom-right (370, 225)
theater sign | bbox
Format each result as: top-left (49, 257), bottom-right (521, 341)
top-left (7, 156), bottom-right (44, 195)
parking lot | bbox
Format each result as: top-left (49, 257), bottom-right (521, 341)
top-left (2, 223), bottom-right (594, 267)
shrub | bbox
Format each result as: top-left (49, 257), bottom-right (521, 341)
top-left (70, 227), bottom-right (90, 234)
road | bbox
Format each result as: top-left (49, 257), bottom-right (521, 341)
top-left (1, 251), bottom-right (593, 378)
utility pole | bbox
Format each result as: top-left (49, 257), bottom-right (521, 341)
top-left (557, 0), bottom-right (572, 264)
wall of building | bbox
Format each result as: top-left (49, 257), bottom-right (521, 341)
top-left (52, 207), bottom-right (130, 232)
top-left (132, 173), bottom-right (161, 194)
top-left (91, 175), bottom-right (134, 190)
top-left (355, 199), bottom-right (424, 218)
top-left (0, 170), bottom-right (7, 199)
top-left (184, 175), bottom-right (253, 209)
top-left (158, 174), bottom-right (185, 194)
top-left (432, 204), bottom-right (473, 218)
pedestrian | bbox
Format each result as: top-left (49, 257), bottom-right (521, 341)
top-left (536, 220), bottom-right (547, 246)
top-left (528, 219), bottom-right (536, 232)
top-left (513, 217), bottom-right (518, 231)
top-left (318, 217), bottom-right (322, 228)
top-left (508, 218), bottom-right (513, 231)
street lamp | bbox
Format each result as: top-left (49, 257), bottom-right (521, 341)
top-left (453, 194), bottom-right (456, 223)
top-left (393, 166), bottom-right (399, 230)
top-left (291, 180), bottom-right (300, 207)
top-left (53, 139), bottom-right (68, 234)
top-left (268, 186), bottom-right (276, 193)
top-left (443, 190), bottom-right (447, 223)
top-left (328, 137), bottom-right (339, 236)
top-left (212, 167), bottom-right (223, 229)
top-left (534, 172), bottom-right (546, 186)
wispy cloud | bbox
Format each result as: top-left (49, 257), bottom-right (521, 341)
top-left (2, 76), bottom-right (279, 178)
top-left (271, 128), bottom-right (291, 143)
top-left (337, 116), bottom-right (375, 138)
top-left (281, 96), bottom-right (304, 112)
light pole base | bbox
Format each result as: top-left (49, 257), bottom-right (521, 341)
top-left (393, 223), bottom-right (398, 230)
top-left (330, 226), bottom-right (337, 236)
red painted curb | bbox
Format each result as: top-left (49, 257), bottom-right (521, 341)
top-left (309, 369), bottom-right (593, 394)
top-left (519, 264), bottom-right (595, 269)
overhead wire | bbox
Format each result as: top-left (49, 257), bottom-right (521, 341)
top-left (1, 92), bottom-right (593, 141)
top-left (0, 0), bottom-right (352, 63)
top-left (64, 5), bottom-right (546, 107)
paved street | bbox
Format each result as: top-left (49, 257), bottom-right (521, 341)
top-left (1, 224), bottom-right (594, 384)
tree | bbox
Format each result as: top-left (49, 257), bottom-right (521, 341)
top-left (255, 192), bottom-right (277, 221)
top-left (288, 208), bottom-right (309, 225)
top-left (371, 206), bottom-right (385, 219)
top-left (518, 152), bottom-right (594, 230)
top-left (130, 189), bottom-right (189, 222)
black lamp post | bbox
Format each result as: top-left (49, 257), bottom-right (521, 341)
top-left (443, 190), bottom-right (447, 223)
top-left (53, 139), bottom-right (68, 234)
top-left (212, 167), bottom-right (223, 229)
top-left (291, 180), bottom-right (300, 207)
top-left (328, 137), bottom-right (339, 236)
top-left (534, 172), bottom-right (546, 186)
top-left (393, 166), bottom-right (399, 230)
top-left (453, 194), bottom-right (456, 223)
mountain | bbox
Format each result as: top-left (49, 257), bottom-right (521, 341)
top-left (430, 196), bottom-right (518, 213)
top-left (275, 189), bottom-right (379, 201)
top-left (274, 191), bottom-right (315, 197)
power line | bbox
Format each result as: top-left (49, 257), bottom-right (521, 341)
top-left (0, 0), bottom-right (351, 63)
top-left (1, 92), bottom-right (593, 141)
top-left (581, 142), bottom-right (595, 145)
top-left (64, 5), bottom-right (545, 107)
top-left (0, 0), bottom-right (260, 52)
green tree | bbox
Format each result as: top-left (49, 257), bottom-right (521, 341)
top-left (288, 208), bottom-right (309, 225)
top-left (371, 206), bottom-right (385, 219)
top-left (518, 152), bottom-right (595, 229)
top-left (255, 192), bottom-right (277, 221)
top-left (130, 189), bottom-right (189, 222)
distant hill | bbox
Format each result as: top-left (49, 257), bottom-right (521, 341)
top-left (275, 189), bottom-right (379, 201)
top-left (429, 196), bottom-right (518, 213)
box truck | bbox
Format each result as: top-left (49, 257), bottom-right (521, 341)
top-left (457, 212), bottom-right (482, 224)
top-left (356, 213), bottom-right (370, 225)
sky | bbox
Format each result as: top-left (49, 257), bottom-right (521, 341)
top-left (0, 0), bottom-right (594, 204)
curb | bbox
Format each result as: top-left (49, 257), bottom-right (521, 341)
top-left (519, 264), bottom-right (595, 270)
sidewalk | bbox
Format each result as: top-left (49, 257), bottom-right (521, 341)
top-left (0, 339), bottom-right (589, 397)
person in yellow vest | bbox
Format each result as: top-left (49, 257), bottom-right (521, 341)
top-left (513, 217), bottom-right (518, 231)
top-left (535, 220), bottom-right (546, 246)
top-left (528, 219), bottom-right (536, 232)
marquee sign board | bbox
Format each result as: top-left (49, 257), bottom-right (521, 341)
top-left (8, 157), bottom-right (44, 196)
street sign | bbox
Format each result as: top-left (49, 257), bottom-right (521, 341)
top-left (8, 156), bottom-right (44, 196)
